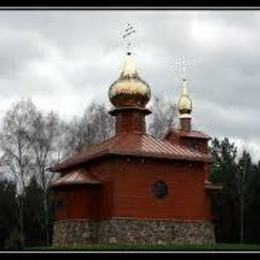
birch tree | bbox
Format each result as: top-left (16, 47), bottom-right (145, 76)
top-left (0, 98), bottom-right (37, 245)
top-left (62, 103), bottom-right (114, 157)
top-left (148, 95), bottom-right (178, 139)
top-left (27, 111), bottom-right (60, 245)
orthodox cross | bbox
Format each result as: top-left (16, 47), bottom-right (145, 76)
top-left (122, 23), bottom-right (136, 54)
top-left (173, 56), bottom-right (193, 80)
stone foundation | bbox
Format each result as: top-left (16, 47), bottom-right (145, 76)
top-left (53, 219), bottom-right (215, 247)
top-left (52, 219), bottom-right (97, 247)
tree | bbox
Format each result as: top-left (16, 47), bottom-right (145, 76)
top-left (210, 137), bottom-right (239, 242)
top-left (26, 111), bottom-right (60, 245)
top-left (209, 138), bottom-right (260, 244)
top-left (22, 176), bottom-right (45, 247)
top-left (244, 160), bottom-right (260, 243)
top-left (235, 150), bottom-right (254, 243)
top-left (62, 103), bottom-right (114, 157)
top-left (0, 98), bottom-right (37, 245)
top-left (0, 179), bottom-right (20, 250)
top-left (147, 95), bottom-right (178, 139)
top-left (86, 103), bottom-right (114, 144)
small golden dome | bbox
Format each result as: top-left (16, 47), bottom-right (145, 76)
top-left (109, 52), bottom-right (151, 108)
top-left (178, 78), bottom-right (192, 115)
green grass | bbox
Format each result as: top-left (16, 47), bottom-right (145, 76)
top-left (25, 243), bottom-right (260, 251)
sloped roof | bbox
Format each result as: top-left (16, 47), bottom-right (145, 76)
top-left (50, 132), bottom-right (211, 172)
top-left (165, 129), bottom-right (211, 140)
top-left (49, 169), bottom-right (101, 188)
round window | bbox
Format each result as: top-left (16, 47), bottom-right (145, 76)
top-left (152, 180), bottom-right (168, 199)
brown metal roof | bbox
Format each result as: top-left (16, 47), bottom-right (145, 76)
top-left (178, 130), bottom-right (211, 139)
top-left (165, 129), bottom-right (211, 140)
top-left (50, 132), bottom-right (211, 172)
top-left (49, 169), bottom-right (101, 188)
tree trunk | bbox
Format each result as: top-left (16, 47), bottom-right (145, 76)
top-left (240, 166), bottom-right (246, 244)
top-left (240, 197), bottom-right (244, 243)
top-left (17, 196), bottom-right (25, 246)
top-left (43, 192), bottom-right (49, 246)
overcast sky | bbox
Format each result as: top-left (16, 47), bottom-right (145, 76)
top-left (0, 10), bottom-right (259, 161)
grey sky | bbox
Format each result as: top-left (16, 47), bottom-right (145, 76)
top-left (0, 10), bottom-right (259, 161)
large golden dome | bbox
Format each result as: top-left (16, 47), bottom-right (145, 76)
top-left (178, 78), bottom-right (192, 115)
top-left (109, 52), bottom-right (151, 108)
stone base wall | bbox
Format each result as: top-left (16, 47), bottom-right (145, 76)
top-left (53, 219), bottom-right (97, 247)
top-left (52, 219), bottom-right (215, 247)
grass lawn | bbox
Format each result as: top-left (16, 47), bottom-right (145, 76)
top-left (25, 243), bottom-right (260, 251)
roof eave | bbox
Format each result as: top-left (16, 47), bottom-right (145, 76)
top-left (179, 135), bottom-right (211, 140)
top-left (49, 150), bottom-right (111, 173)
top-left (110, 150), bottom-right (212, 163)
top-left (49, 180), bottom-right (102, 189)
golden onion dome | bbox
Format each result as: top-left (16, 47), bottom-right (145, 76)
top-left (109, 52), bottom-right (151, 108)
top-left (178, 78), bottom-right (192, 115)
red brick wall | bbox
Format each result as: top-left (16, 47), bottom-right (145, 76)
top-left (115, 110), bottom-right (146, 134)
top-left (110, 157), bottom-right (212, 221)
top-left (54, 185), bottom-right (101, 220)
top-left (53, 156), bottom-right (212, 222)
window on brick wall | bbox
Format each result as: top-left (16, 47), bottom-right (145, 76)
top-left (152, 180), bottom-right (168, 199)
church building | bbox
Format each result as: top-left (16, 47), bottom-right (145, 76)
top-left (49, 51), bottom-right (220, 246)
